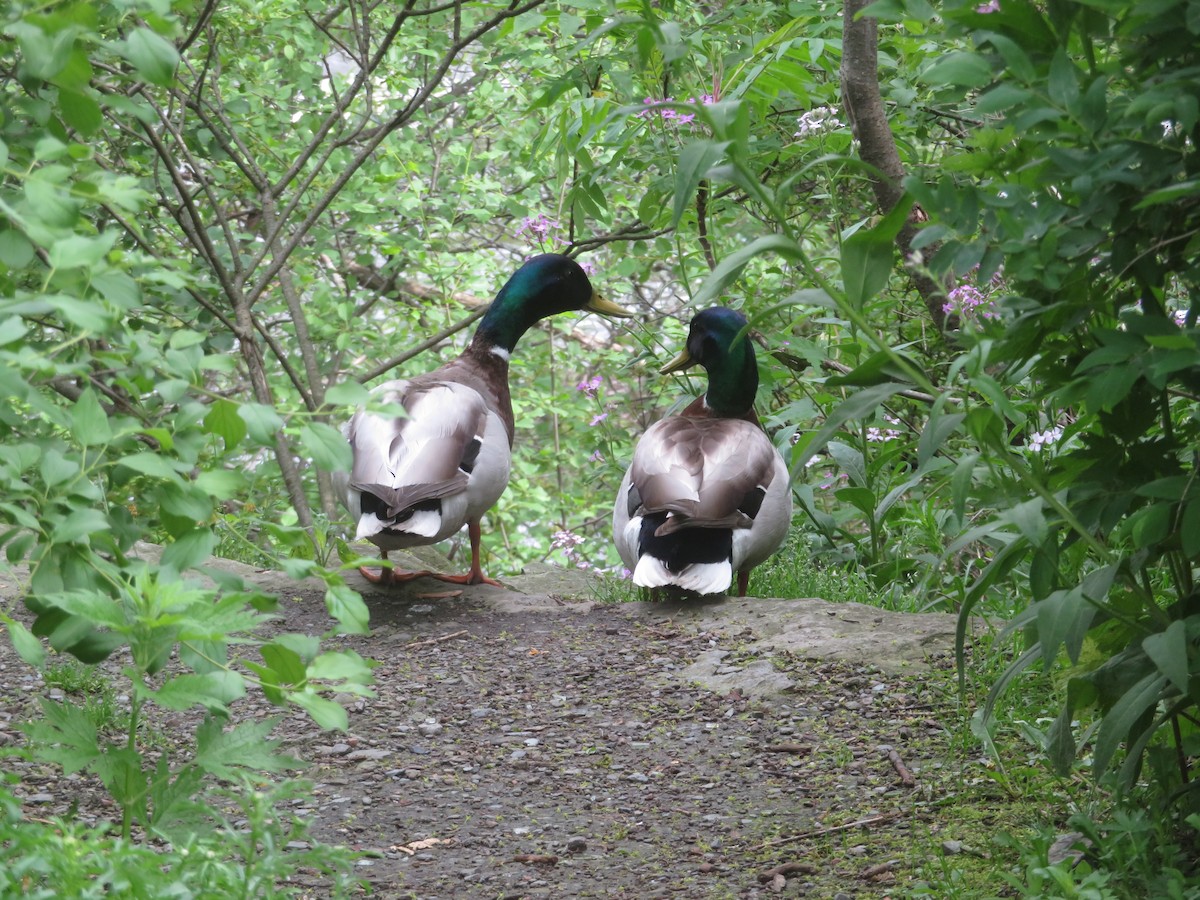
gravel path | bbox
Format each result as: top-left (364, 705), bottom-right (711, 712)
top-left (0, 550), bottom-right (970, 898)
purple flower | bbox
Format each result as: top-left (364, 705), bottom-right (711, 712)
top-left (976, 0), bottom-right (1000, 12)
top-left (944, 282), bottom-right (1000, 321)
top-left (516, 214), bottom-right (560, 239)
top-left (589, 412), bottom-right (608, 427)
top-left (579, 259), bottom-right (597, 276)
top-left (576, 374), bottom-right (603, 396)
top-left (589, 449), bottom-right (605, 463)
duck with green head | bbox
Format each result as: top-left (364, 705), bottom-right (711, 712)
top-left (612, 306), bottom-right (792, 597)
top-left (338, 254), bottom-right (633, 586)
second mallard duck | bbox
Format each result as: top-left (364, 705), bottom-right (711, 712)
top-left (612, 307), bottom-right (792, 596)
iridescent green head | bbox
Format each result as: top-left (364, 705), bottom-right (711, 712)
top-left (660, 307), bottom-right (758, 416)
top-left (475, 254), bottom-right (632, 353)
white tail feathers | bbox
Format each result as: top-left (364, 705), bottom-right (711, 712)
top-left (632, 555), bottom-right (732, 595)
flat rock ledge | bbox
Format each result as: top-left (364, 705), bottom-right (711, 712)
top-left (0, 542), bottom-right (968, 700)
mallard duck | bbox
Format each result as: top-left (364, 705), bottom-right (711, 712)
top-left (338, 254), bottom-right (633, 586)
top-left (612, 307), bottom-right (792, 597)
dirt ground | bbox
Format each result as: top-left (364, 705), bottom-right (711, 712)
top-left (0, 552), bottom-right (975, 899)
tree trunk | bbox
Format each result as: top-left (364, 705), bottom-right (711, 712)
top-left (841, 0), bottom-right (947, 330)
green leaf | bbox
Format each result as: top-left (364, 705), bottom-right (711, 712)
top-left (261, 641), bottom-right (308, 686)
top-left (921, 51), bottom-right (993, 88)
top-left (694, 234), bottom-right (805, 306)
top-left (143, 671), bottom-right (246, 713)
top-left (194, 716), bottom-right (297, 779)
top-left (0, 230), bottom-right (34, 268)
top-left (300, 422), bottom-right (352, 472)
top-left (324, 583), bottom-right (370, 635)
top-left (49, 231), bottom-right (117, 271)
top-left (160, 527), bottom-right (215, 572)
top-left (51, 509), bottom-right (110, 544)
top-left (671, 140), bottom-right (730, 228)
top-left (238, 402), bottom-right (284, 444)
top-left (791, 383), bottom-right (907, 474)
top-left (71, 389), bottom-right (112, 446)
top-left (193, 469), bottom-right (246, 500)
top-left (203, 398), bottom-right (247, 451)
top-left (1142, 621), bottom-right (1189, 696)
top-left (24, 698), bottom-right (101, 776)
top-left (121, 28), bottom-right (180, 86)
top-left (116, 452), bottom-right (188, 478)
top-left (841, 226), bottom-right (897, 311)
top-left (290, 690), bottom-right (349, 731)
top-left (1093, 672), bottom-right (1167, 776)
top-left (308, 650), bottom-right (376, 688)
top-left (325, 381), bottom-right (371, 406)
top-left (2, 614), bottom-right (46, 667)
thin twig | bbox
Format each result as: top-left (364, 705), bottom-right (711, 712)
top-left (760, 810), bottom-right (906, 849)
top-left (404, 629), bottom-right (468, 650)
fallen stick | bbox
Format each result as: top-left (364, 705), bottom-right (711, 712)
top-left (885, 747), bottom-right (916, 787)
top-left (511, 854), bottom-right (558, 866)
top-left (760, 743), bottom-right (812, 754)
top-left (861, 859), bottom-right (900, 880)
top-left (760, 810), bottom-right (906, 849)
top-left (757, 861), bottom-right (819, 883)
top-left (404, 629), bottom-right (468, 649)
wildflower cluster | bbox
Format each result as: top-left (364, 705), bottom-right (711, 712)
top-left (794, 106), bottom-right (844, 139)
top-left (942, 283), bottom-right (1000, 322)
top-left (976, 0), bottom-right (1000, 12)
top-left (637, 94), bottom-right (716, 127)
top-left (867, 415), bottom-right (903, 443)
top-left (516, 213), bottom-right (563, 251)
top-left (550, 529), bottom-right (603, 574)
top-left (576, 374), bottom-right (603, 397)
top-left (1027, 426), bottom-right (1063, 452)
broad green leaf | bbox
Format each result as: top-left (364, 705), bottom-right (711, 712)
top-left (143, 671), bottom-right (246, 713)
top-left (324, 583), bottom-right (370, 635)
top-left (0, 230), bottom-right (34, 269)
top-left (308, 650), bottom-right (376, 688)
top-left (116, 452), bottom-right (188, 478)
top-left (48, 231), bottom-right (117, 270)
top-left (238, 402), bottom-right (284, 444)
top-left (300, 421), bottom-right (352, 472)
top-left (161, 527), bottom-right (215, 572)
top-left (261, 641), bottom-right (308, 686)
top-left (24, 698), bottom-right (101, 776)
top-left (325, 381), bottom-right (371, 406)
top-left (841, 228), bottom-right (896, 312)
top-left (51, 508), bottom-right (110, 544)
top-left (693, 234), bottom-right (805, 306)
top-left (671, 140), bottom-right (730, 228)
top-left (194, 716), bottom-right (296, 779)
top-left (1142, 621), bottom-right (1189, 696)
top-left (203, 398), bottom-right (247, 451)
top-left (121, 28), bottom-right (180, 86)
top-left (71, 389), bottom-right (112, 446)
top-left (193, 469), bottom-right (246, 499)
top-left (45, 295), bottom-right (111, 331)
top-left (1093, 672), bottom-right (1167, 776)
top-left (2, 614), bottom-right (46, 667)
top-left (290, 690), bottom-right (349, 732)
top-left (921, 51), bottom-right (993, 88)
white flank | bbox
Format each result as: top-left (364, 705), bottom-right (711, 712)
top-left (400, 508), bottom-right (442, 537)
top-left (632, 556), bottom-right (732, 595)
top-left (355, 513), bottom-right (389, 541)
